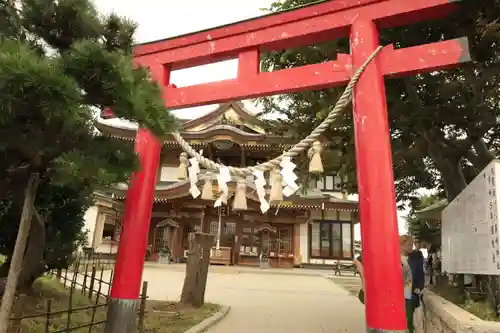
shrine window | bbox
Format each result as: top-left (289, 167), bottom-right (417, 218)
top-left (209, 221), bottom-right (218, 235)
top-left (224, 222), bottom-right (236, 236)
top-left (209, 221), bottom-right (218, 245)
top-left (102, 223), bottom-right (116, 240)
top-left (185, 222), bottom-right (201, 234)
top-left (222, 221), bottom-right (236, 246)
top-left (240, 226), bottom-right (260, 256)
top-left (102, 216), bottom-right (119, 242)
top-left (309, 221), bottom-right (353, 259)
top-left (208, 220), bottom-right (236, 246)
top-left (316, 174), bottom-right (345, 192)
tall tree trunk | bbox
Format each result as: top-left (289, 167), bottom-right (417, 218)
top-left (440, 160), bottom-right (468, 200)
top-left (18, 213), bottom-right (46, 292)
top-left (428, 143), bottom-right (467, 200)
top-left (0, 207), bottom-right (46, 294)
top-left (0, 173), bottom-right (39, 333)
top-left (472, 139), bottom-right (494, 170)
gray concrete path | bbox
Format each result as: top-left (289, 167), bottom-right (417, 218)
top-left (69, 264), bottom-right (366, 332)
top-left (141, 265), bottom-right (366, 333)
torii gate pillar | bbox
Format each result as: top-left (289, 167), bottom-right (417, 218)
top-left (350, 18), bottom-right (405, 331)
top-left (104, 1), bottom-right (470, 332)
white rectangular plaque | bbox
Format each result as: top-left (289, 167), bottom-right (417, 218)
top-left (442, 160), bottom-right (500, 275)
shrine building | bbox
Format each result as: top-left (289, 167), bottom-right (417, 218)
top-left (83, 102), bottom-right (358, 269)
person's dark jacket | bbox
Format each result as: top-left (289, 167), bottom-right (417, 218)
top-left (408, 250), bottom-right (425, 290)
top-left (408, 250), bottom-right (425, 307)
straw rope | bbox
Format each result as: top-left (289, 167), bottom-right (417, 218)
top-left (172, 46), bottom-right (383, 177)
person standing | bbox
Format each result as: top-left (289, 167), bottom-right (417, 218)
top-left (354, 235), bottom-right (417, 333)
top-left (427, 245), bottom-right (440, 285)
top-left (408, 242), bottom-right (425, 308)
top-left (400, 235), bottom-right (417, 333)
top-left (427, 250), bottom-right (434, 285)
top-left (353, 254), bottom-right (364, 304)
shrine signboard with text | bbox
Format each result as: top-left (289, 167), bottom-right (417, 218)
top-left (105, 1), bottom-right (471, 333)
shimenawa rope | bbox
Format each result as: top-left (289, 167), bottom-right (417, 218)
top-left (172, 46), bottom-right (383, 177)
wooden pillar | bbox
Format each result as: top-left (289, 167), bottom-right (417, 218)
top-left (240, 146), bottom-right (246, 167)
top-left (350, 211), bottom-right (355, 259)
top-left (234, 216), bottom-right (244, 264)
top-left (208, 143), bottom-right (214, 161)
top-left (201, 207), bottom-right (208, 233)
top-left (178, 223), bottom-right (185, 259)
top-left (156, 152), bottom-right (163, 183)
top-left (172, 227), bottom-right (182, 262)
top-left (294, 223), bottom-right (301, 267)
top-left (150, 220), bottom-right (157, 254)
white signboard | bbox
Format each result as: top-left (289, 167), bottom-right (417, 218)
top-left (442, 160), bottom-right (500, 275)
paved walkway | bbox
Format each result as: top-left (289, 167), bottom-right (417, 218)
top-left (71, 264), bottom-right (365, 332)
top-left (141, 264), bottom-right (365, 333)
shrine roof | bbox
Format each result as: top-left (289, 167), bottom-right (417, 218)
top-left (414, 199), bottom-right (447, 221)
top-left (96, 101), bottom-right (328, 147)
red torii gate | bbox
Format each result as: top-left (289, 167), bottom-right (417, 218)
top-left (105, 0), bottom-right (470, 332)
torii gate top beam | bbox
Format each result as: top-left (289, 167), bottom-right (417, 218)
top-left (133, 0), bottom-right (459, 70)
top-left (83, 0), bottom-right (470, 120)
top-left (126, 0), bottom-right (468, 111)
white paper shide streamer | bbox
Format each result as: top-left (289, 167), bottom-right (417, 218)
top-left (188, 156), bottom-right (201, 198)
top-left (253, 170), bottom-right (270, 213)
top-left (280, 156), bottom-right (299, 197)
top-left (214, 166), bottom-right (231, 207)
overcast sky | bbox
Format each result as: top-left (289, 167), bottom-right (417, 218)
top-left (93, 0), bottom-right (273, 124)
top-left (92, 0), bottom-right (410, 238)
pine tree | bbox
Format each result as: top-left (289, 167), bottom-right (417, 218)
top-left (0, 0), bottom-right (177, 328)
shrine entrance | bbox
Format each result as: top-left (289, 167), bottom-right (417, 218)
top-left (106, 1), bottom-right (471, 332)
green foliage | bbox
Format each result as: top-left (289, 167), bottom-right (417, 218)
top-left (159, 245), bottom-right (171, 256)
top-left (434, 283), bottom-right (500, 321)
top-left (259, 0), bottom-right (500, 206)
top-left (405, 194), bottom-right (443, 246)
top-left (0, 0), bottom-right (177, 280)
top-left (0, 181), bottom-right (90, 271)
top-left (38, 183), bottom-right (91, 270)
top-left (462, 299), bottom-right (500, 322)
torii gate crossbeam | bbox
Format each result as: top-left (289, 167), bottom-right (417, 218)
top-left (104, 1), bottom-right (470, 332)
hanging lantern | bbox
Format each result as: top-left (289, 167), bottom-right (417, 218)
top-left (177, 152), bottom-right (189, 179)
top-left (232, 179), bottom-right (248, 211)
top-left (201, 172), bottom-right (214, 201)
top-left (269, 169), bottom-right (283, 203)
top-left (308, 141), bottom-right (324, 173)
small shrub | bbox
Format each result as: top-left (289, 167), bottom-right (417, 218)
top-left (433, 283), bottom-right (500, 322)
